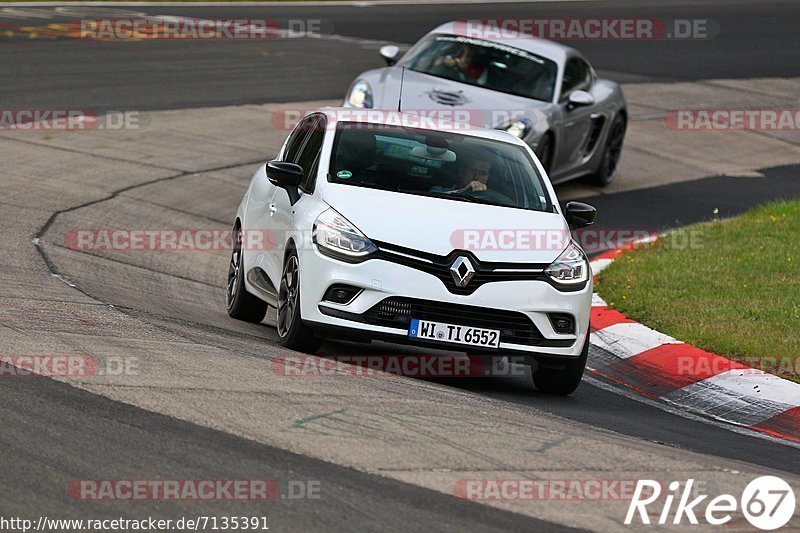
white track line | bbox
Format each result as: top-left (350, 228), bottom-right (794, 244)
top-left (592, 322), bottom-right (681, 360)
top-left (584, 375), bottom-right (800, 450)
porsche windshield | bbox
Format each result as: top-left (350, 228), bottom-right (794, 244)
top-left (401, 34), bottom-right (558, 102)
top-left (328, 122), bottom-right (553, 213)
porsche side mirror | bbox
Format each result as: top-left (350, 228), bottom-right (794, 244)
top-left (266, 160), bottom-right (303, 204)
top-left (565, 201), bottom-right (597, 229)
top-left (379, 45), bottom-right (400, 66)
top-left (567, 90), bottom-right (595, 109)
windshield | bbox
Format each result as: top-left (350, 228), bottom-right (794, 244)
top-left (328, 122), bottom-right (553, 213)
top-left (401, 34), bottom-right (558, 102)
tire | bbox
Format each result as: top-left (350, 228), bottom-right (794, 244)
top-left (226, 225), bottom-right (269, 323)
top-left (276, 249), bottom-right (323, 353)
top-left (588, 114), bottom-right (626, 187)
top-left (536, 133), bottom-right (554, 174)
top-left (532, 333), bottom-right (589, 395)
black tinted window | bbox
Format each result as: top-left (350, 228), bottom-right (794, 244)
top-left (561, 58), bottom-right (591, 100)
top-left (402, 34), bottom-right (558, 102)
top-left (328, 122), bottom-right (552, 213)
top-left (283, 116), bottom-right (315, 162)
top-left (296, 117), bottom-right (324, 193)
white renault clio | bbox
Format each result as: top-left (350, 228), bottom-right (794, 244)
top-left (227, 109), bottom-right (597, 394)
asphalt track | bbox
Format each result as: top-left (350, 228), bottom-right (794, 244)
top-left (1, 0), bottom-right (800, 530)
top-left (0, 372), bottom-right (565, 531)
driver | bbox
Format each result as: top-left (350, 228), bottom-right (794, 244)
top-left (434, 45), bottom-right (489, 84)
top-left (431, 151), bottom-right (491, 194)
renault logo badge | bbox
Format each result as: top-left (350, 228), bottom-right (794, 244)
top-left (450, 256), bottom-right (475, 287)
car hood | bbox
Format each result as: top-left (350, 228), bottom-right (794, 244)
top-left (322, 184), bottom-right (569, 264)
top-left (369, 67), bottom-right (551, 129)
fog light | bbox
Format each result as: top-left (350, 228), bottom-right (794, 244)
top-left (322, 284), bottom-right (361, 305)
top-left (549, 313), bottom-right (574, 334)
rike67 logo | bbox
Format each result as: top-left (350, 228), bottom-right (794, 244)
top-left (626, 476), bottom-right (796, 530)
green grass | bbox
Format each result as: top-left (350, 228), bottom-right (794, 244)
top-left (597, 200), bottom-right (800, 381)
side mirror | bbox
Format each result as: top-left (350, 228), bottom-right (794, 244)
top-left (266, 160), bottom-right (303, 204)
top-left (379, 45), bottom-right (400, 66)
top-left (565, 201), bottom-right (596, 229)
top-left (567, 90), bottom-right (595, 109)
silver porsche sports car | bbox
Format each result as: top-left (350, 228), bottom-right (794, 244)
top-left (344, 21), bottom-right (627, 186)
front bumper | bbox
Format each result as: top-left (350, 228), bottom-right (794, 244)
top-left (298, 246), bottom-right (592, 357)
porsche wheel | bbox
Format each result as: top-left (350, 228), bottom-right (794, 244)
top-left (589, 115), bottom-right (626, 187)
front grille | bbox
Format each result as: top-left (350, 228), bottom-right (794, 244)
top-left (363, 297), bottom-right (544, 347)
top-left (373, 240), bottom-right (548, 295)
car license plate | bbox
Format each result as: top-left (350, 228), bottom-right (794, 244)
top-left (408, 319), bottom-right (500, 349)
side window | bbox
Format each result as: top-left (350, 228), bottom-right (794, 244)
top-left (295, 117), bottom-right (325, 194)
top-left (282, 116), bottom-right (315, 162)
top-left (560, 58), bottom-right (591, 101)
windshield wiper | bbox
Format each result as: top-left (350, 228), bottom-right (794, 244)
top-left (445, 192), bottom-right (500, 206)
top-left (329, 177), bottom-right (396, 192)
top-left (405, 190), bottom-right (501, 206)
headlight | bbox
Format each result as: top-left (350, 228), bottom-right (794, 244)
top-left (497, 118), bottom-right (531, 139)
top-left (313, 208), bottom-right (377, 259)
top-left (347, 80), bottom-right (373, 109)
top-left (545, 241), bottom-right (589, 286)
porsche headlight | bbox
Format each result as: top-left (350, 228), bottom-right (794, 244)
top-left (347, 80), bottom-right (373, 109)
top-left (497, 118), bottom-right (532, 139)
top-left (313, 208), bottom-right (377, 259)
top-left (545, 241), bottom-right (589, 286)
